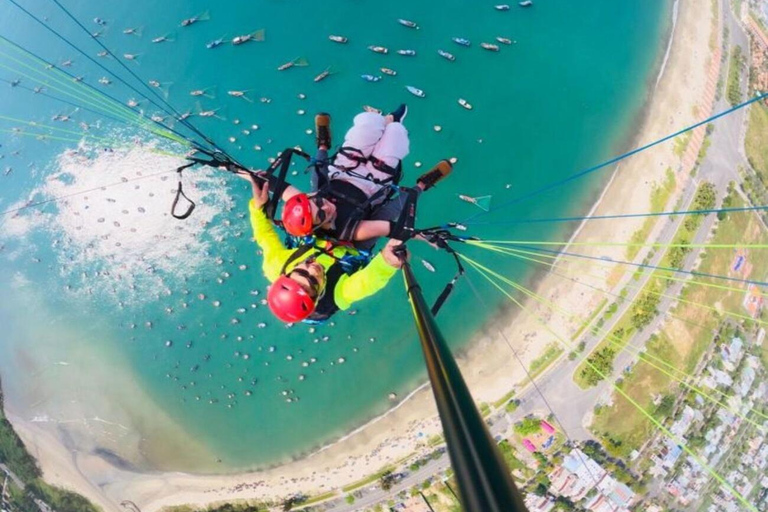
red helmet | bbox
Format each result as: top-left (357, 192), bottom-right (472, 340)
top-left (267, 275), bottom-right (316, 323)
top-left (282, 194), bottom-right (314, 236)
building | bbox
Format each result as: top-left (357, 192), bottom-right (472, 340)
top-left (525, 494), bottom-right (556, 512)
top-left (548, 449), bottom-right (606, 501)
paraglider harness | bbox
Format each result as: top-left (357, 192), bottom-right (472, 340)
top-left (170, 146), bottom-right (469, 320)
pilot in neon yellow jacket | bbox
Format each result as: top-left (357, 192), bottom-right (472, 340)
top-left (249, 199), bottom-right (402, 321)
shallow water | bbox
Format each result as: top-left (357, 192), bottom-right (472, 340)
top-left (0, 0), bottom-right (668, 471)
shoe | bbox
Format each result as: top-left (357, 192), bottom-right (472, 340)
top-left (388, 104), bottom-right (408, 123)
top-left (417, 159), bottom-right (453, 191)
top-left (315, 113), bottom-right (332, 149)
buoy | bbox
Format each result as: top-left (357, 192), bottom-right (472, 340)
top-left (434, 125), bottom-right (442, 132)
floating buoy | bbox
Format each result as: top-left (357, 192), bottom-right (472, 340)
top-left (434, 125), bottom-right (442, 132)
top-left (414, 161), bottom-right (422, 168)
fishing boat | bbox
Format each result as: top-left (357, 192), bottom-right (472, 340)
top-left (232, 29), bottom-right (264, 45)
top-left (368, 45), bottom-right (388, 54)
top-left (519, 0), bottom-right (533, 6)
top-left (381, 67), bottom-right (397, 76)
top-left (458, 98), bottom-right (473, 110)
top-left (405, 85), bottom-right (425, 98)
top-left (361, 74), bottom-right (382, 82)
top-left (481, 42), bottom-right (500, 52)
top-left (452, 37), bottom-right (471, 47)
top-left (397, 18), bottom-right (419, 29)
top-left (496, 37), bottom-right (513, 45)
top-left (206, 37), bottom-right (226, 49)
top-left (277, 57), bottom-right (308, 71)
top-left (328, 35), bottom-right (348, 43)
top-left (314, 67), bottom-right (332, 82)
top-left (397, 49), bottom-right (416, 56)
top-left (438, 49), bottom-right (456, 61)
top-left (495, 4), bottom-right (510, 10)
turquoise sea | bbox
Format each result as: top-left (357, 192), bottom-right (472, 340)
top-left (0, 0), bottom-right (669, 471)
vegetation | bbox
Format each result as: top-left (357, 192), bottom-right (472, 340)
top-left (496, 440), bottom-right (526, 474)
top-left (528, 343), bottom-right (564, 379)
top-left (627, 169), bottom-right (676, 260)
top-left (591, 193), bottom-right (768, 458)
top-left (579, 346), bottom-right (618, 387)
top-left (513, 416), bottom-right (542, 436)
top-left (379, 471), bottom-right (396, 491)
top-left (726, 45), bottom-right (744, 106)
top-left (630, 289), bottom-right (662, 330)
top-left (745, 102), bottom-right (768, 181)
top-left (0, 377), bottom-right (99, 512)
top-left (571, 299), bottom-right (608, 341)
top-left (341, 465), bottom-right (396, 493)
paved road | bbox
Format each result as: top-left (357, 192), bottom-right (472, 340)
top-left (0, 462), bottom-right (25, 491)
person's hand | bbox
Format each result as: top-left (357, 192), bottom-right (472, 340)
top-left (381, 238), bottom-right (409, 269)
top-left (245, 173), bottom-right (269, 209)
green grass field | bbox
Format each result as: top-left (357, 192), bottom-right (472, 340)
top-left (746, 102), bottom-right (768, 181)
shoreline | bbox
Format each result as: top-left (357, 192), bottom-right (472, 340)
top-left (2, 0), bottom-right (719, 509)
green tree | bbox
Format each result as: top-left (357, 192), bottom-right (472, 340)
top-left (514, 416), bottom-right (541, 436)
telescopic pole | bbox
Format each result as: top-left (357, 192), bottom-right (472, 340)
top-left (401, 258), bottom-right (529, 512)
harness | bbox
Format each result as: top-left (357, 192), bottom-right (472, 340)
top-left (278, 240), bottom-right (371, 324)
top-left (311, 152), bottom-right (416, 242)
top-left (331, 146), bottom-right (402, 186)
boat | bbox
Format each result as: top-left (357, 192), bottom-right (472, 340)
top-left (397, 49), bottom-right (416, 56)
top-left (328, 35), bottom-right (348, 43)
top-left (495, 4), bottom-right (510, 10)
top-left (519, 0), bottom-right (533, 6)
top-left (458, 98), bottom-right (473, 110)
top-left (438, 49), bottom-right (456, 61)
top-left (314, 67), bottom-right (333, 82)
top-left (232, 29), bottom-right (265, 45)
top-left (405, 85), bottom-right (425, 98)
top-left (452, 37), bottom-right (471, 47)
top-left (368, 45), bottom-right (388, 54)
top-left (481, 43), bottom-right (500, 52)
top-left (277, 57), bottom-right (308, 71)
top-left (381, 67), bottom-right (397, 76)
top-left (397, 19), bottom-right (419, 29)
top-left (361, 74), bottom-right (382, 82)
top-left (496, 37), bottom-right (513, 45)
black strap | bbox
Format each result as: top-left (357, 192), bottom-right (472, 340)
top-left (279, 243), bottom-right (320, 275)
top-left (388, 187), bottom-right (419, 241)
top-left (171, 163), bottom-right (196, 220)
top-left (264, 148), bottom-right (310, 223)
top-left (331, 147), bottom-right (402, 185)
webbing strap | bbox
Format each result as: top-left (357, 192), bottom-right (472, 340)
top-left (265, 148), bottom-right (310, 222)
top-left (171, 162), bottom-right (197, 220)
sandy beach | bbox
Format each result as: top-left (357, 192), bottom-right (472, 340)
top-left (5, 0), bottom-right (721, 510)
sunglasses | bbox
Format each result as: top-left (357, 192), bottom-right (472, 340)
top-left (311, 196), bottom-right (328, 226)
top-left (289, 267), bottom-right (321, 298)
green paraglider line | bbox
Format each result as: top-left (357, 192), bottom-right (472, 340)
top-left (461, 253), bottom-right (768, 429)
top-left (466, 258), bottom-right (758, 512)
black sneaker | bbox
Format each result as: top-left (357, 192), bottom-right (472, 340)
top-left (388, 104), bottom-right (408, 123)
top-left (417, 159), bottom-right (453, 191)
top-left (315, 113), bottom-right (332, 149)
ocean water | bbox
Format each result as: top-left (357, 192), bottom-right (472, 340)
top-left (0, 0), bottom-right (669, 471)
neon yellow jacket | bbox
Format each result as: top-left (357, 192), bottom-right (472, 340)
top-left (249, 199), bottom-right (398, 310)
